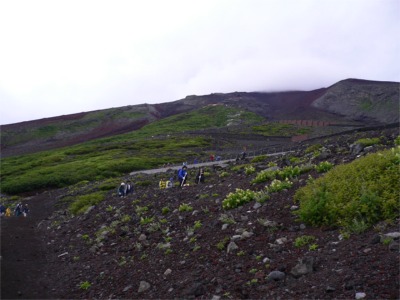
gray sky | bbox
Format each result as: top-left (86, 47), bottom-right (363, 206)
top-left (0, 0), bottom-right (399, 125)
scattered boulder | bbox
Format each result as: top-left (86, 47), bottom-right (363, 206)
top-left (266, 270), bottom-right (285, 281)
top-left (290, 257), bottom-right (315, 278)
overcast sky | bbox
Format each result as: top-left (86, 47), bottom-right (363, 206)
top-left (0, 0), bottom-right (399, 125)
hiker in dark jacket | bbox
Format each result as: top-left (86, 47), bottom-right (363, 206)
top-left (118, 182), bottom-right (127, 197)
top-left (196, 168), bottom-right (205, 184)
top-left (14, 203), bottom-right (22, 216)
top-left (126, 181), bottom-right (133, 195)
top-left (178, 165), bottom-right (188, 187)
top-left (22, 204), bottom-right (29, 217)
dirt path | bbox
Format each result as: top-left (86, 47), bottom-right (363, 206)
top-left (129, 151), bottom-right (291, 175)
top-left (1, 191), bottom-right (58, 299)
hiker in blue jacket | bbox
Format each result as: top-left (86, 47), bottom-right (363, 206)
top-left (178, 165), bottom-right (188, 187)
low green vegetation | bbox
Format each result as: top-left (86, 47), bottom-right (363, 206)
top-left (137, 105), bottom-right (264, 136)
top-left (395, 136), bottom-right (400, 145)
top-left (294, 147), bottom-right (400, 230)
top-left (222, 189), bottom-right (258, 209)
top-left (315, 161), bottom-right (334, 173)
top-left (1, 105), bottom-right (264, 195)
top-left (69, 191), bottom-right (107, 215)
top-left (266, 179), bottom-right (293, 193)
top-left (294, 235), bottom-right (316, 247)
top-left (305, 144), bottom-right (322, 154)
top-left (252, 165), bottom-right (309, 184)
top-left (0, 135), bottom-right (210, 194)
top-left (222, 188), bottom-right (271, 210)
top-left (253, 123), bottom-right (311, 136)
top-left (79, 281), bottom-right (92, 290)
top-left (1, 107), bottom-right (147, 148)
top-left (354, 137), bottom-right (381, 147)
top-left (178, 203), bottom-right (193, 212)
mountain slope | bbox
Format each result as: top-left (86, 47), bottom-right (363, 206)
top-left (1, 125), bottom-right (398, 299)
top-left (312, 78), bottom-right (399, 123)
top-left (1, 78), bottom-right (398, 157)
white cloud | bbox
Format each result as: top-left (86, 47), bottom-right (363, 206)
top-left (0, 0), bottom-right (399, 124)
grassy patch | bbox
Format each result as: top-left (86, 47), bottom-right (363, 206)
top-left (253, 123), bottom-right (311, 136)
top-left (69, 191), bottom-right (107, 215)
top-left (0, 136), bottom-right (211, 194)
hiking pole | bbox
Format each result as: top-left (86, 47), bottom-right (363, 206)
top-left (181, 173), bottom-right (187, 187)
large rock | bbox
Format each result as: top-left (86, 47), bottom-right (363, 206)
top-left (290, 256), bottom-right (315, 278)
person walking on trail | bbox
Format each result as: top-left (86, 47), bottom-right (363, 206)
top-left (178, 165), bottom-right (188, 187)
top-left (118, 182), bottom-right (127, 197)
top-left (14, 203), bottom-right (22, 217)
top-left (196, 168), bottom-right (205, 184)
top-left (5, 207), bottom-right (11, 217)
top-left (22, 204), bottom-right (29, 217)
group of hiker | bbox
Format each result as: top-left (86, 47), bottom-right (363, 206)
top-left (176, 165), bottom-right (205, 187)
top-left (159, 165), bottom-right (205, 189)
top-left (0, 203), bottom-right (29, 217)
top-left (116, 150), bottom-right (248, 195)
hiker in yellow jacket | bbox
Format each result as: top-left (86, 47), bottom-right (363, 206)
top-left (159, 178), bottom-right (167, 189)
top-left (5, 207), bottom-right (11, 217)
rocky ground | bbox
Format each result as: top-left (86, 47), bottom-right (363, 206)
top-left (1, 126), bottom-right (399, 299)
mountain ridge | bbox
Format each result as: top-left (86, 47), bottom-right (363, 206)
top-left (1, 78), bottom-right (398, 157)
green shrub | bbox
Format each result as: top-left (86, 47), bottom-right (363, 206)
top-left (193, 220), bottom-right (202, 230)
top-left (216, 237), bottom-right (230, 251)
top-left (79, 281), bottom-right (91, 290)
top-left (288, 156), bottom-right (301, 164)
top-left (245, 165), bottom-right (256, 175)
top-left (252, 169), bottom-right (277, 184)
top-left (69, 191), bottom-right (106, 215)
top-left (315, 161), bottom-right (334, 173)
top-left (140, 216), bottom-right (154, 225)
top-left (254, 190), bottom-right (270, 203)
top-left (121, 214), bottom-right (131, 223)
top-left (178, 203), bottom-right (193, 212)
top-left (294, 235), bottom-right (316, 247)
top-left (395, 136), bottom-right (400, 146)
top-left (219, 171), bottom-right (229, 178)
top-left (294, 147), bottom-right (400, 229)
top-left (251, 155), bottom-right (267, 163)
top-left (355, 137), bottom-right (380, 147)
top-left (222, 188), bottom-right (258, 209)
top-left (266, 179), bottom-right (293, 193)
top-left (346, 218), bottom-right (369, 234)
top-left (277, 165), bottom-right (301, 179)
top-left (135, 205), bottom-right (149, 216)
top-left (305, 144), bottom-right (322, 154)
top-left (161, 206), bottom-right (170, 214)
